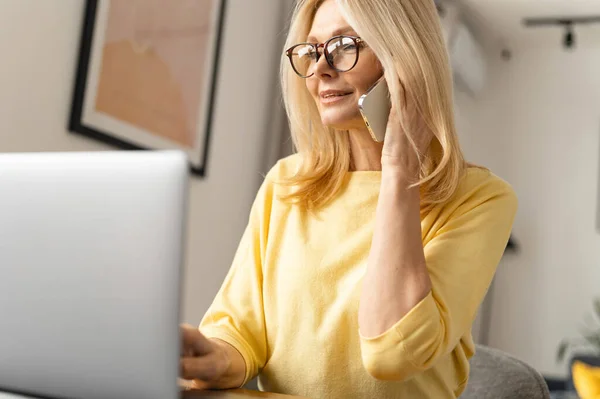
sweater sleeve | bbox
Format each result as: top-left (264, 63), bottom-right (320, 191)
top-left (199, 175), bottom-right (273, 387)
top-left (359, 174), bottom-right (518, 381)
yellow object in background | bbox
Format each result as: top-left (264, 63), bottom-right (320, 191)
top-left (573, 361), bottom-right (600, 399)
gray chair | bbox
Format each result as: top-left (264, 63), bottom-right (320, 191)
top-left (461, 345), bottom-right (551, 399)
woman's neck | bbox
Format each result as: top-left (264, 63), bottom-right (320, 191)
top-left (348, 128), bottom-right (384, 171)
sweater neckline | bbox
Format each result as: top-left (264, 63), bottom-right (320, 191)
top-left (343, 171), bottom-right (382, 185)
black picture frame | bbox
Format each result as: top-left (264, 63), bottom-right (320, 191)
top-left (69, 0), bottom-right (227, 177)
top-left (597, 121), bottom-right (600, 233)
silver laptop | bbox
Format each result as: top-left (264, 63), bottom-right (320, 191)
top-left (0, 151), bottom-right (188, 399)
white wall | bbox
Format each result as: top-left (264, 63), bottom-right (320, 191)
top-left (0, 0), bottom-right (291, 324)
top-left (490, 42), bottom-right (600, 378)
top-left (456, 36), bottom-right (600, 377)
top-left (453, 41), bottom-right (514, 346)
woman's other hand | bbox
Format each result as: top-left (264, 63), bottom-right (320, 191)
top-left (179, 324), bottom-right (245, 390)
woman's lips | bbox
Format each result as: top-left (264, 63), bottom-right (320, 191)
top-left (320, 92), bottom-right (353, 104)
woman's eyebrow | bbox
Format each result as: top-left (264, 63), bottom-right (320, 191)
top-left (306, 26), bottom-right (357, 42)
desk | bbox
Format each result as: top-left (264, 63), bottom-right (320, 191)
top-left (182, 388), bottom-right (307, 399)
top-left (0, 389), bottom-right (306, 399)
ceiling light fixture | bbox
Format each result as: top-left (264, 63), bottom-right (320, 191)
top-left (563, 22), bottom-right (576, 50)
top-left (523, 16), bottom-right (600, 51)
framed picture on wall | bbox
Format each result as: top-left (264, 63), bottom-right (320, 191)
top-left (69, 0), bottom-right (227, 177)
top-left (597, 123), bottom-right (600, 233)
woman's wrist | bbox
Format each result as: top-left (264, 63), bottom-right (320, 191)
top-left (209, 338), bottom-right (246, 390)
top-left (381, 153), bottom-right (420, 178)
top-left (381, 164), bottom-right (419, 190)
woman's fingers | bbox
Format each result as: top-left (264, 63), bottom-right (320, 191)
top-left (180, 352), bottom-right (226, 382)
top-left (178, 377), bottom-right (210, 391)
top-left (382, 84), bottom-right (434, 173)
top-left (180, 324), bottom-right (213, 356)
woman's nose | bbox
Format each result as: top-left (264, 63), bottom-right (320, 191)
top-left (312, 53), bottom-right (336, 78)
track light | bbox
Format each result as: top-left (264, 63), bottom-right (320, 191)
top-left (523, 15), bottom-right (600, 51)
top-left (564, 23), bottom-right (576, 50)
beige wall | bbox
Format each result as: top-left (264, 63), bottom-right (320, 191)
top-left (487, 41), bottom-right (600, 378)
top-left (455, 32), bottom-right (600, 377)
top-left (0, 0), bottom-right (292, 324)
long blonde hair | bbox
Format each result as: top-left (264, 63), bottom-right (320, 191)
top-left (279, 0), bottom-right (466, 210)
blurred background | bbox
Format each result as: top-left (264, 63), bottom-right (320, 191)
top-left (0, 0), bottom-right (598, 393)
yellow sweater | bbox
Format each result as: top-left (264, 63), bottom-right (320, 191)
top-left (200, 155), bottom-right (518, 399)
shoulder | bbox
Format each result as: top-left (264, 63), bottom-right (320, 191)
top-left (444, 166), bottom-right (518, 216)
top-left (253, 154), bottom-right (302, 205)
top-left (458, 167), bottom-right (516, 198)
top-left (260, 154), bottom-right (302, 195)
top-left (264, 154), bottom-right (302, 182)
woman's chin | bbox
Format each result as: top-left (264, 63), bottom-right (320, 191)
top-left (321, 119), bottom-right (344, 129)
top-left (320, 115), bottom-right (363, 131)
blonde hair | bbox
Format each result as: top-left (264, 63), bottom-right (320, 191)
top-left (279, 0), bottom-right (466, 210)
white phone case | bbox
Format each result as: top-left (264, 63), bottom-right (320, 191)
top-left (358, 77), bottom-right (391, 142)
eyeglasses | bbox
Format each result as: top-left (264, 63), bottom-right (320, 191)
top-left (285, 35), bottom-right (367, 78)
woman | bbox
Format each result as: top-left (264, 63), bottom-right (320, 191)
top-left (180, 0), bottom-right (517, 397)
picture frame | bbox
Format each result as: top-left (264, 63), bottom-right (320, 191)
top-left (69, 0), bottom-right (227, 177)
top-left (597, 123), bottom-right (600, 233)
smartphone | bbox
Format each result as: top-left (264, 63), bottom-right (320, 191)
top-left (358, 77), bottom-right (391, 142)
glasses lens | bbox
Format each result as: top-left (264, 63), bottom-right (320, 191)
top-left (289, 44), bottom-right (318, 77)
top-left (326, 36), bottom-right (358, 72)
